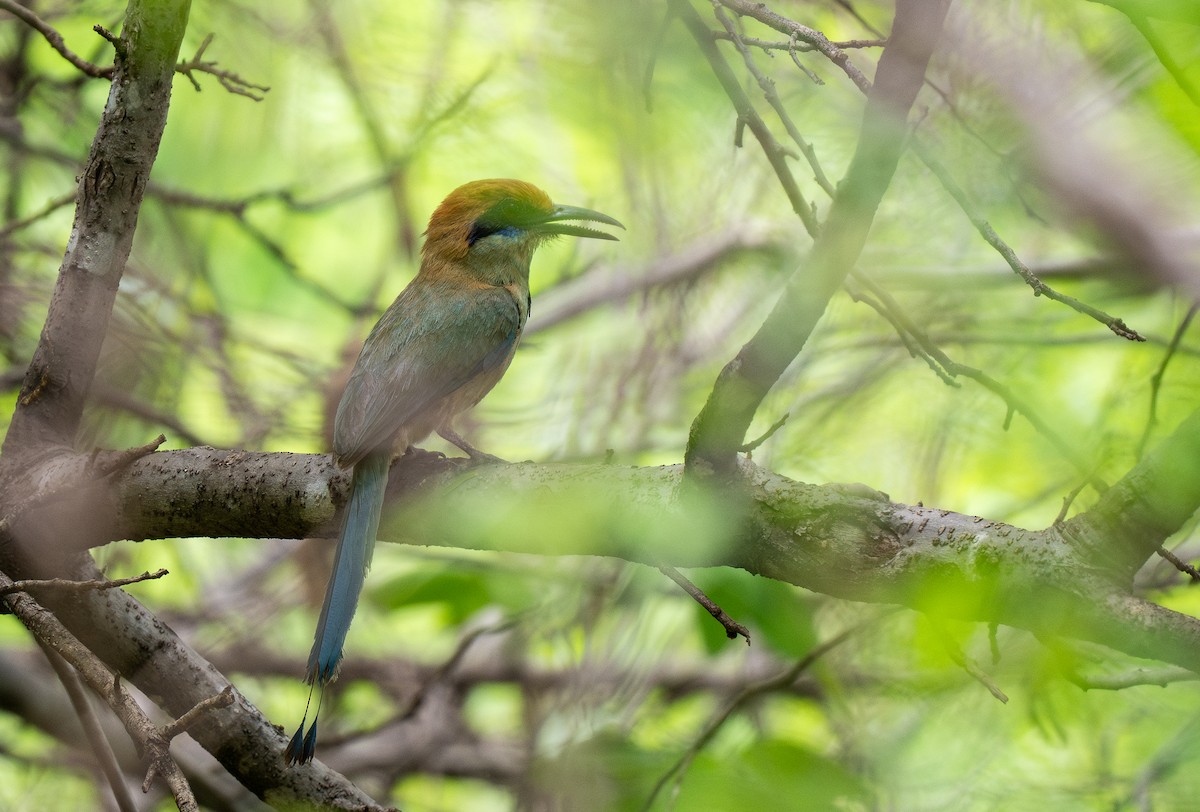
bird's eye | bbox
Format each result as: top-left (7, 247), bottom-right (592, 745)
top-left (467, 198), bottom-right (542, 246)
top-left (467, 221), bottom-right (521, 246)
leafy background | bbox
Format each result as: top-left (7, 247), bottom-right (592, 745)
top-left (2, 0), bottom-right (1200, 809)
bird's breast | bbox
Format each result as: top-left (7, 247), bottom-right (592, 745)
top-left (402, 281), bottom-right (528, 446)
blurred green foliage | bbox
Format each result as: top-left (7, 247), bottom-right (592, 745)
top-left (1, 0), bottom-right (1200, 809)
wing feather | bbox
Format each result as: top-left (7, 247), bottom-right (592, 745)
top-left (333, 281), bottom-right (522, 465)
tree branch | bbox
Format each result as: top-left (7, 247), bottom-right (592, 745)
top-left (0, 395), bottom-right (1193, 803)
top-left (667, 0), bottom-right (818, 236)
top-left (0, 568), bottom-right (199, 810)
top-left (1063, 407), bottom-right (1200, 578)
top-left (683, 0), bottom-right (952, 477)
top-left (27, 399), bottom-right (1183, 677)
top-left (2, 0), bottom-right (190, 455)
top-left (32, 556), bottom-right (383, 811)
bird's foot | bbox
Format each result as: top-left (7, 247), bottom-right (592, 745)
top-left (402, 445), bottom-right (446, 462)
top-left (437, 428), bottom-right (508, 464)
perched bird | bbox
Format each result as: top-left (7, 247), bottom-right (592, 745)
top-left (286, 179), bottom-right (622, 765)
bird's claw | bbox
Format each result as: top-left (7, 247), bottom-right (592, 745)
top-left (437, 428), bottom-right (508, 464)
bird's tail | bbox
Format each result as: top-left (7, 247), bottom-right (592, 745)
top-left (286, 453), bottom-right (389, 765)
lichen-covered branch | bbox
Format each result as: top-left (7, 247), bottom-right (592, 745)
top-left (0, 401), bottom-right (1193, 805)
top-left (33, 403), bottom-right (1189, 678)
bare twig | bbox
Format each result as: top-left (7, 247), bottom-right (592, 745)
top-left (659, 565), bottom-right (751, 643)
top-left (1155, 547), bottom-right (1200, 583)
top-left (738, 412), bottom-right (790, 453)
top-left (39, 643), bottom-right (137, 812)
top-left (912, 139), bottom-right (1145, 342)
top-left (91, 435), bottom-right (167, 478)
top-left (710, 3), bottom-right (837, 197)
top-left (0, 0), bottom-right (115, 78)
top-left (641, 623), bottom-right (866, 811)
top-left (159, 687), bottom-right (236, 741)
top-left (175, 34), bottom-right (270, 101)
top-left (92, 25), bottom-right (123, 55)
top-left (712, 31), bottom-right (885, 54)
top-left (717, 0), bottom-right (874, 92)
top-left (705, 30), bottom-right (888, 55)
top-left (0, 568), bottom-right (199, 810)
top-left (930, 621), bottom-right (1009, 703)
top-left (1054, 479), bottom-right (1090, 525)
top-left (0, 569), bottom-right (169, 598)
top-left (1137, 303), bottom-right (1198, 459)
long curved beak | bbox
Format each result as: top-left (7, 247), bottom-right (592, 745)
top-left (534, 204), bottom-right (625, 241)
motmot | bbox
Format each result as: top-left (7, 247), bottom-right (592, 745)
top-left (286, 179), bottom-right (622, 765)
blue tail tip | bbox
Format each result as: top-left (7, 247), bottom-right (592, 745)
top-left (284, 721), bottom-right (318, 766)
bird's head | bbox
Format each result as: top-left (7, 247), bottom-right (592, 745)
top-left (421, 179), bottom-right (623, 270)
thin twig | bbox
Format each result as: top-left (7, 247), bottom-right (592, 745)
top-left (0, 0), bottom-right (115, 78)
top-left (712, 31), bottom-right (885, 53)
top-left (1155, 547), bottom-right (1200, 583)
top-left (1137, 303), bottom-right (1198, 459)
top-left (738, 412), bottom-right (790, 453)
top-left (641, 623), bottom-right (867, 811)
top-left (1053, 479), bottom-right (1090, 525)
top-left (92, 25), bottom-right (124, 58)
top-left (717, 0), bottom-right (873, 92)
top-left (90, 435), bottom-right (166, 478)
top-left (786, 32), bottom-right (825, 85)
top-left (0, 569), bottom-right (169, 598)
top-left (39, 643), bottom-right (137, 812)
top-left (851, 269), bottom-right (1108, 492)
top-left (0, 569), bottom-right (199, 810)
top-left (911, 139), bottom-right (1144, 342)
top-left (931, 622), bottom-right (1009, 703)
top-left (175, 34), bottom-right (270, 101)
top-left (659, 566), bottom-right (751, 643)
top-left (710, 2), bottom-right (837, 197)
top-left (159, 687), bottom-right (236, 741)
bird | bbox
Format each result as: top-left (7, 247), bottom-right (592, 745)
top-left (286, 179), bottom-right (622, 765)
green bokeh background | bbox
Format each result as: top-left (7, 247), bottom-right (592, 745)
top-left (2, 0), bottom-right (1200, 809)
